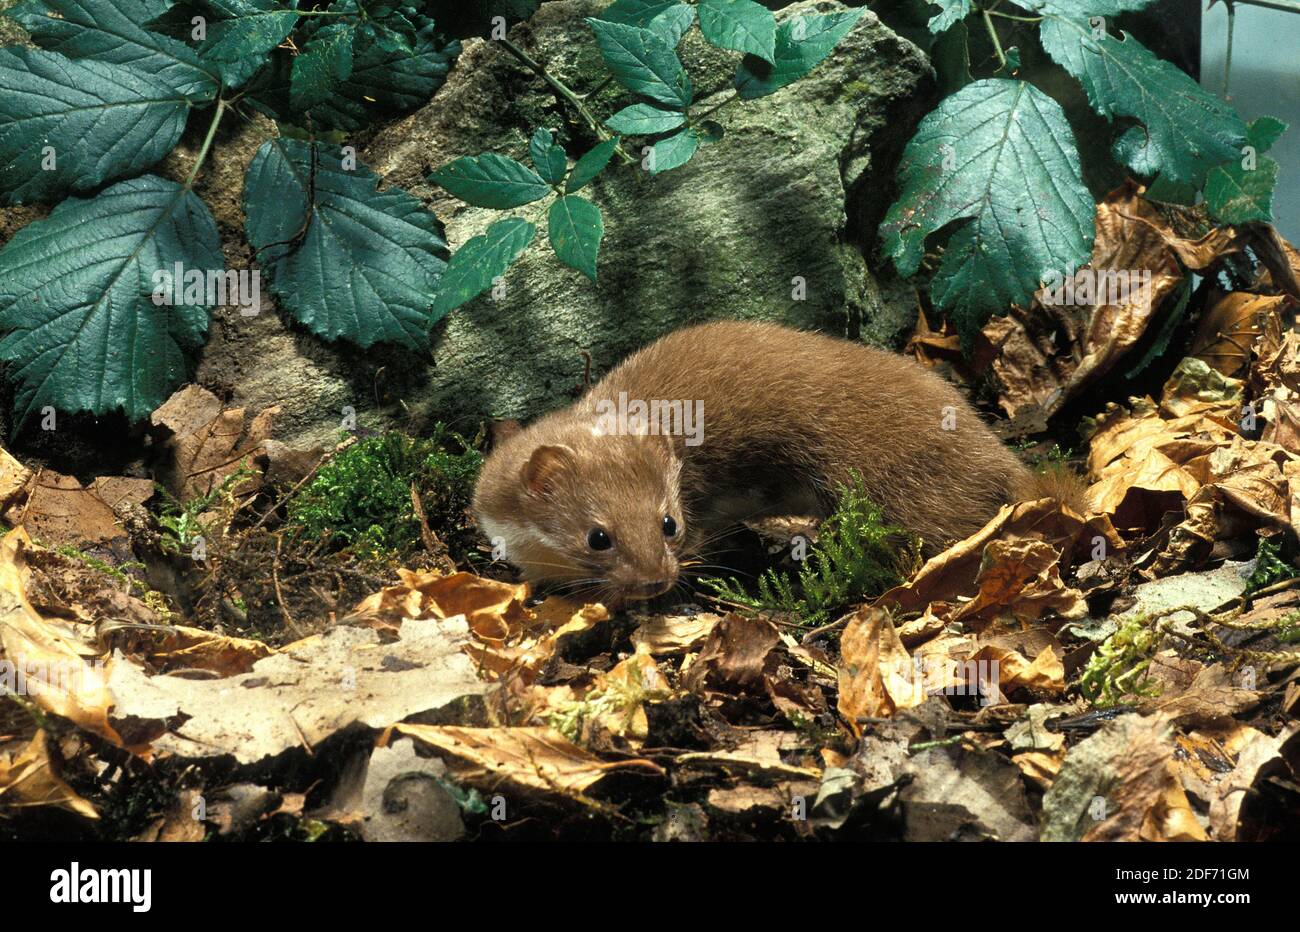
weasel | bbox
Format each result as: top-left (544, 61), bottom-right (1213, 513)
top-left (474, 321), bottom-right (1073, 606)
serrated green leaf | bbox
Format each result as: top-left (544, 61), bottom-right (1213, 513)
top-left (699, 0), bottom-right (776, 61)
top-left (548, 195), bottom-right (604, 280)
top-left (1245, 115), bottom-right (1287, 154)
top-left (530, 128), bottom-right (568, 185)
top-left (648, 128), bottom-right (699, 173)
top-left (432, 218), bottom-right (536, 318)
top-left (1039, 15), bottom-right (1245, 186)
top-left (1020, 0), bottom-right (1158, 14)
top-left (932, 18), bottom-right (972, 95)
top-left (291, 21), bottom-right (356, 111)
top-left (925, 0), bottom-right (970, 33)
top-left (1205, 153), bottom-right (1279, 225)
top-left (0, 48), bottom-right (192, 205)
top-left (598, 0), bottom-right (681, 26)
top-left (585, 18), bottom-right (692, 108)
top-left (287, 19), bottom-right (459, 132)
top-left (734, 8), bottom-right (864, 99)
top-left (0, 175), bottom-right (221, 423)
top-left (879, 79), bottom-right (1095, 345)
top-left (648, 3), bottom-right (695, 45)
top-left (429, 153), bottom-right (551, 208)
top-left (567, 138), bottom-right (619, 192)
top-left (192, 0), bottom-right (299, 90)
top-left (605, 102), bottom-right (686, 135)
top-left (11, 0), bottom-right (219, 100)
top-left (245, 138), bottom-right (449, 349)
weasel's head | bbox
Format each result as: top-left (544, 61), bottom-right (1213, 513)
top-left (474, 425), bottom-right (685, 608)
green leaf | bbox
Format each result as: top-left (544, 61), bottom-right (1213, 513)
top-left (1020, 0), bottom-right (1158, 14)
top-left (566, 138), bottom-right (619, 192)
top-left (1244, 115), bottom-right (1287, 154)
top-left (648, 3), bottom-right (695, 45)
top-left (0, 175), bottom-right (221, 423)
top-left (1039, 16), bottom-right (1245, 186)
top-left (287, 18), bottom-right (459, 132)
top-left (11, 0), bottom-right (219, 100)
top-left (0, 48), bottom-right (192, 205)
top-left (598, 0), bottom-right (681, 26)
top-left (245, 138), bottom-right (449, 349)
top-left (529, 128), bottom-right (568, 185)
top-left (1204, 118), bottom-right (1284, 224)
top-left (291, 21), bottom-right (356, 111)
top-left (734, 8), bottom-right (864, 99)
top-left (432, 218), bottom-right (536, 318)
top-left (925, 0), bottom-right (970, 33)
top-left (932, 18), bottom-right (972, 95)
top-left (548, 195), bottom-right (604, 280)
top-left (698, 0), bottom-right (775, 62)
top-left (648, 128), bottom-right (699, 173)
top-left (192, 0), bottom-right (300, 90)
top-left (879, 79), bottom-right (1095, 345)
top-left (585, 18), bottom-right (692, 109)
top-left (429, 153), bottom-right (552, 209)
top-left (605, 102), bottom-right (686, 135)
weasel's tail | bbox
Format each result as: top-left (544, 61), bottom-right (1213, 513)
top-left (1016, 464), bottom-right (1093, 516)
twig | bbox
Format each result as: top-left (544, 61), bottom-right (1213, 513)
top-left (497, 37), bottom-right (636, 164)
top-left (981, 10), bottom-right (1007, 71)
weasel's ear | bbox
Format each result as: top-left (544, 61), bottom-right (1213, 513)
top-left (521, 444), bottom-right (575, 497)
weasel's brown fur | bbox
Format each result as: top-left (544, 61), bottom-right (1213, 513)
top-left (474, 321), bottom-right (1065, 605)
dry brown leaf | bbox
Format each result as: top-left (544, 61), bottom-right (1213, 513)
top-left (0, 528), bottom-right (121, 746)
top-left (393, 724), bottom-right (663, 796)
top-left (0, 446), bottom-right (32, 517)
top-left (970, 643), bottom-right (1065, 697)
top-left (629, 611), bottom-right (720, 655)
top-left (143, 626), bottom-right (275, 676)
top-left (682, 613), bottom-right (780, 696)
top-left (18, 470), bottom-right (153, 550)
top-left (836, 606), bottom-right (923, 727)
top-left (150, 384), bottom-right (277, 499)
top-left (0, 729), bottom-right (98, 819)
top-left (1191, 291), bottom-right (1289, 377)
top-left (978, 182), bottom-right (1240, 421)
top-left (872, 499), bottom-right (1118, 624)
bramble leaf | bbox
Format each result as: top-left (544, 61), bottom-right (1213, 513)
top-left (245, 138), bottom-right (449, 349)
top-left (11, 0), bottom-right (219, 100)
top-left (585, 17), bottom-right (692, 108)
top-left (290, 21), bottom-right (355, 111)
top-left (530, 128), bottom-right (569, 185)
top-left (548, 195), bottom-right (604, 280)
top-left (429, 153), bottom-right (552, 209)
top-left (879, 79), bottom-right (1095, 345)
top-left (698, 0), bottom-right (775, 62)
top-left (734, 8), bottom-right (864, 99)
top-left (925, 0), bottom-right (970, 33)
top-left (0, 175), bottom-right (221, 423)
top-left (648, 128), bottom-right (699, 173)
top-left (605, 103), bottom-right (686, 135)
top-left (1038, 15), bottom-right (1245, 186)
top-left (188, 0), bottom-right (300, 90)
top-left (0, 48), bottom-right (193, 204)
top-left (1205, 117), bottom-right (1288, 224)
top-left (566, 138), bottom-right (620, 192)
top-left (432, 218), bottom-right (536, 318)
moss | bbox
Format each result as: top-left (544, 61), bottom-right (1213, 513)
top-left (1079, 615), bottom-right (1162, 707)
top-left (703, 473), bottom-right (920, 626)
top-left (1245, 536), bottom-right (1297, 595)
top-left (285, 428), bottom-right (482, 562)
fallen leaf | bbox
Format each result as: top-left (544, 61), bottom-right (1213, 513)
top-left (0, 729), bottom-right (97, 819)
top-left (150, 385), bottom-right (277, 499)
top-left (836, 606), bottom-right (923, 727)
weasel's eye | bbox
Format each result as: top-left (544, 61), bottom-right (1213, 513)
top-left (587, 528), bottom-right (613, 551)
top-left (662, 516), bottom-right (678, 537)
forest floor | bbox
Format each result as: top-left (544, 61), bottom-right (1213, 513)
top-left (1, 186), bottom-right (1298, 842)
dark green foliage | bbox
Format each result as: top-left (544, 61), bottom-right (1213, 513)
top-left (703, 476), bottom-right (917, 627)
top-left (1245, 536), bottom-right (1297, 595)
top-left (286, 430), bottom-right (483, 562)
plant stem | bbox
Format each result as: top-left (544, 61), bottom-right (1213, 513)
top-left (693, 91), bottom-right (739, 123)
top-left (981, 9), bottom-right (1006, 70)
top-left (986, 10), bottom-right (1043, 22)
top-left (184, 100), bottom-right (227, 190)
top-left (498, 36), bottom-right (636, 164)
top-left (1223, 1), bottom-right (1236, 98)
top-left (1230, 0), bottom-right (1300, 12)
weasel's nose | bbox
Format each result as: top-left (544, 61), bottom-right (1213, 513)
top-left (629, 579), bottom-right (672, 600)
